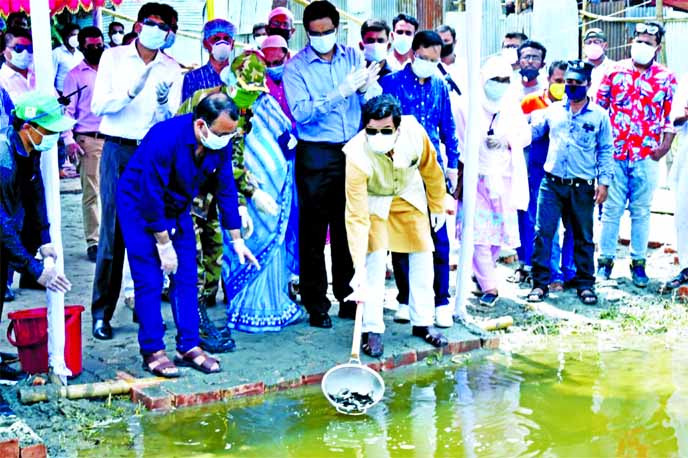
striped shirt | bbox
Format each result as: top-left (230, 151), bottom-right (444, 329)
top-left (181, 62), bottom-right (223, 103)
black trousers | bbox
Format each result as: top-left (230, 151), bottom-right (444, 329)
top-left (532, 174), bottom-right (595, 291)
top-left (296, 141), bottom-right (354, 315)
top-left (91, 140), bottom-right (138, 322)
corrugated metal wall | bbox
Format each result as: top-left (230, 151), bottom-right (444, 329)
top-left (587, 0), bottom-right (631, 61)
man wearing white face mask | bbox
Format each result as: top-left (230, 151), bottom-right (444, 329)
top-left (283, 0), bottom-right (380, 329)
top-left (379, 31), bottom-right (459, 327)
top-left (388, 13), bottom-right (418, 72)
top-left (359, 19), bottom-right (394, 78)
top-left (596, 22), bottom-right (677, 288)
top-left (90, 2), bottom-right (182, 340)
top-left (0, 28), bottom-right (36, 102)
top-left (583, 28), bottom-right (614, 102)
top-left (117, 93), bottom-right (258, 378)
top-left (344, 95), bottom-right (448, 357)
top-left (181, 19), bottom-right (235, 103)
top-left (52, 24), bottom-right (83, 95)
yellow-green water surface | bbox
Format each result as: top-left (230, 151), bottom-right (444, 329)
top-left (78, 334), bottom-right (688, 457)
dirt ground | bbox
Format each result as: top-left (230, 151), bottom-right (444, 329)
top-left (0, 179), bottom-right (684, 457)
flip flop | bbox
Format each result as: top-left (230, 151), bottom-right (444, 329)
top-left (578, 288), bottom-right (598, 306)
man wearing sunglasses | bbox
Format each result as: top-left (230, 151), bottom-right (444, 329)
top-left (0, 91), bottom-right (75, 378)
top-left (283, 0), bottom-right (380, 329)
top-left (90, 2), bottom-right (182, 341)
top-left (0, 27), bottom-right (36, 103)
top-left (343, 94), bottom-right (448, 357)
top-left (597, 21), bottom-right (677, 288)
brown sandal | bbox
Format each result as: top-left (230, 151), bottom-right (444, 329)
top-left (142, 350), bottom-right (180, 378)
top-left (174, 347), bottom-right (221, 374)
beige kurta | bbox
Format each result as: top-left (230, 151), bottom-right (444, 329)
top-left (343, 116), bottom-right (446, 268)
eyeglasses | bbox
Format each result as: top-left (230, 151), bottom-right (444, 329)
top-left (265, 58), bottom-right (286, 67)
top-left (365, 127), bottom-right (395, 135)
top-left (308, 29), bottom-right (335, 37)
top-left (142, 18), bottom-right (171, 32)
top-left (269, 20), bottom-right (291, 28)
top-left (394, 30), bottom-right (414, 36)
top-left (635, 23), bottom-right (661, 36)
top-left (10, 44), bottom-right (33, 53)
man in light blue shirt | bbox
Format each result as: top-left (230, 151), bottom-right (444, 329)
top-left (528, 60), bottom-right (614, 306)
top-left (283, 0), bottom-right (378, 328)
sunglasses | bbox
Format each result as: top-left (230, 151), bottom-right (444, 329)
top-left (394, 30), bottom-right (414, 36)
top-left (635, 23), bottom-right (661, 35)
top-left (11, 44), bottom-right (33, 53)
top-left (308, 29), bottom-right (335, 37)
top-left (143, 18), bottom-right (171, 32)
top-left (365, 127), bottom-right (395, 136)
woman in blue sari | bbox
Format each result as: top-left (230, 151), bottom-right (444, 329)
top-left (220, 52), bottom-right (302, 333)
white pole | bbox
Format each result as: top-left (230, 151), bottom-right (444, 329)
top-left (30, 0), bottom-right (71, 383)
top-left (454, 0), bottom-right (482, 323)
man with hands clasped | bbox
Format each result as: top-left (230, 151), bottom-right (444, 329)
top-left (89, 2), bottom-right (182, 341)
top-left (344, 95), bottom-right (448, 357)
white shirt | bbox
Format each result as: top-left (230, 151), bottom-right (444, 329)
top-left (0, 63), bottom-right (36, 102)
top-left (91, 42), bottom-right (182, 140)
top-left (386, 51), bottom-right (411, 72)
top-left (590, 56), bottom-right (616, 103)
top-left (52, 45), bottom-right (83, 93)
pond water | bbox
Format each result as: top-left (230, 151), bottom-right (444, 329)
top-left (77, 334), bottom-right (688, 457)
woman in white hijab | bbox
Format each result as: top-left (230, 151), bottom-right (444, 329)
top-left (455, 56), bottom-right (530, 306)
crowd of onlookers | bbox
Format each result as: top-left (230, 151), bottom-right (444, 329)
top-left (0, 1), bottom-right (687, 379)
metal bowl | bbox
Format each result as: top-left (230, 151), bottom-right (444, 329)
top-left (321, 362), bottom-right (385, 415)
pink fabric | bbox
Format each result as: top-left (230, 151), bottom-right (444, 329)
top-left (266, 76), bottom-right (295, 129)
top-left (473, 244), bottom-right (501, 292)
top-left (62, 61), bottom-right (102, 145)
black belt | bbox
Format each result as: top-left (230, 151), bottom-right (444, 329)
top-left (104, 135), bottom-right (142, 146)
top-left (545, 173), bottom-right (593, 186)
top-left (75, 131), bottom-right (104, 139)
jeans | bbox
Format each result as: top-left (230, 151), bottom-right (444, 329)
top-left (551, 225), bottom-right (576, 283)
top-left (599, 158), bottom-right (659, 260)
top-left (532, 175), bottom-right (595, 290)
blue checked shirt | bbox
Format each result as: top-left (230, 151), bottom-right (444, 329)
top-left (531, 99), bottom-right (615, 186)
top-left (181, 62), bottom-right (223, 103)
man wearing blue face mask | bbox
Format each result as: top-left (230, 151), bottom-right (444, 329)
top-left (378, 30), bottom-right (459, 328)
top-left (90, 2), bottom-right (182, 341)
top-left (0, 28), bottom-right (36, 102)
top-left (528, 60), bottom-right (614, 306)
top-left (182, 19), bottom-right (235, 103)
top-left (117, 93), bottom-right (258, 378)
top-left (283, 0), bottom-right (380, 329)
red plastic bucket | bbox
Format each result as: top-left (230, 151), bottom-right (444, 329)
top-left (6, 305), bottom-right (85, 376)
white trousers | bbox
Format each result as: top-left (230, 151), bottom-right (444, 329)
top-left (677, 164), bottom-right (688, 270)
top-left (362, 250), bottom-right (435, 333)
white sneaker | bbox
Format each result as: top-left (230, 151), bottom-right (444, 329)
top-left (383, 300), bottom-right (399, 311)
top-left (393, 304), bottom-right (410, 323)
top-left (435, 304), bottom-right (454, 328)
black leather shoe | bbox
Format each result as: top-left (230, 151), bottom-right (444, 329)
top-left (309, 312), bottom-right (332, 329)
top-left (3, 287), bottom-right (15, 302)
top-left (87, 245), bottom-right (98, 262)
top-left (92, 319), bottom-right (113, 340)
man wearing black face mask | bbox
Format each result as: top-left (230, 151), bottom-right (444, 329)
top-left (528, 60), bottom-right (614, 307)
top-left (62, 26), bottom-right (105, 263)
top-left (515, 40), bottom-right (547, 100)
top-left (267, 7), bottom-right (296, 44)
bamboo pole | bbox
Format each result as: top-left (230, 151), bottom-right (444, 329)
top-left (580, 10), bottom-right (688, 24)
top-left (19, 377), bottom-right (165, 404)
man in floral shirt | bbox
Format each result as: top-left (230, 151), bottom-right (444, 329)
top-left (596, 22), bottom-right (677, 287)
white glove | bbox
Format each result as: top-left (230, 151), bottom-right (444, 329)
top-left (156, 81), bottom-right (173, 105)
top-left (238, 205), bottom-right (254, 239)
top-left (156, 240), bottom-right (178, 275)
top-left (338, 68), bottom-right (368, 98)
top-left (431, 213), bottom-right (446, 231)
top-left (232, 239), bottom-right (261, 269)
top-left (446, 168), bottom-right (458, 194)
top-left (37, 257), bottom-right (72, 293)
top-left (485, 135), bottom-right (509, 150)
top-left (359, 62), bottom-right (382, 93)
top-left (344, 268), bottom-right (367, 303)
top-left (38, 243), bottom-right (58, 261)
top-left (128, 64), bottom-right (155, 99)
top-left (252, 188), bottom-right (278, 216)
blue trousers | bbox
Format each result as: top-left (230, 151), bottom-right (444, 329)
top-left (517, 162), bottom-right (576, 281)
top-left (393, 220), bottom-right (450, 307)
top-left (117, 200), bottom-right (199, 354)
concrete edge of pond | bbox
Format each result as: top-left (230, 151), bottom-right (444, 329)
top-left (0, 394), bottom-right (47, 458)
top-left (127, 335), bottom-right (500, 412)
